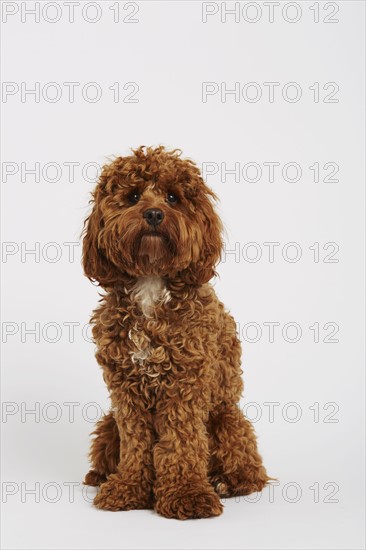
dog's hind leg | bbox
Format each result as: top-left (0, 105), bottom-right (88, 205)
top-left (208, 404), bottom-right (270, 498)
top-left (84, 412), bottom-right (120, 486)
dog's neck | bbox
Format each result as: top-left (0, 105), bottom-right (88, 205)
top-left (129, 275), bottom-right (171, 317)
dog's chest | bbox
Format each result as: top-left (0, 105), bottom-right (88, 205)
top-left (130, 276), bottom-right (170, 318)
top-left (128, 276), bottom-right (171, 380)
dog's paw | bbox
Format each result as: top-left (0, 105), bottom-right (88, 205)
top-left (212, 479), bottom-right (230, 498)
top-left (84, 470), bottom-right (107, 487)
top-left (94, 474), bottom-right (153, 511)
top-left (155, 483), bottom-right (223, 520)
top-left (212, 471), bottom-right (270, 498)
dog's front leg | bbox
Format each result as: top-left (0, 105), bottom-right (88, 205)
top-left (153, 391), bottom-right (223, 520)
top-left (93, 397), bottom-right (154, 511)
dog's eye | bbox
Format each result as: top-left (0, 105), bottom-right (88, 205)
top-left (128, 191), bottom-right (141, 204)
top-left (167, 193), bottom-right (178, 204)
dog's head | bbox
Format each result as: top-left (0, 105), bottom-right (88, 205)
top-left (82, 146), bottom-right (222, 287)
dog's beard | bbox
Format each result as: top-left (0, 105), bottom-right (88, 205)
top-left (139, 234), bottom-right (167, 263)
top-left (127, 231), bottom-right (175, 275)
top-left (114, 215), bottom-right (191, 277)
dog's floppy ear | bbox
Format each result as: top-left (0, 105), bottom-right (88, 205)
top-left (82, 186), bottom-right (121, 288)
top-left (180, 187), bottom-right (223, 286)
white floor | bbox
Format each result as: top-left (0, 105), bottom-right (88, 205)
top-left (2, 398), bottom-right (364, 550)
top-left (2, 479), bottom-right (364, 550)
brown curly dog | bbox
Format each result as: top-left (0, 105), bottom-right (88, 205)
top-left (82, 146), bottom-right (269, 519)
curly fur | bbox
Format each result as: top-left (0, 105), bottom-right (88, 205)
top-left (82, 146), bottom-right (269, 519)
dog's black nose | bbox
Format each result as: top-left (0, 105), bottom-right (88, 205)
top-left (143, 208), bottom-right (164, 226)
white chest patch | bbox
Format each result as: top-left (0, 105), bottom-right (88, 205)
top-left (130, 276), bottom-right (171, 318)
top-left (129, 276), bottom-right (171, 369)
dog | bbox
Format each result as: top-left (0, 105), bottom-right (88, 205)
top-left (82, 146), bottom-right (269, 519)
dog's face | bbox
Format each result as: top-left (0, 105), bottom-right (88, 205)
top-left (83, 146), bottom-right (222, 287)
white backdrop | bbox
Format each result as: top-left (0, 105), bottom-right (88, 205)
top-left (1, 1), bottom-right (365, 549)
